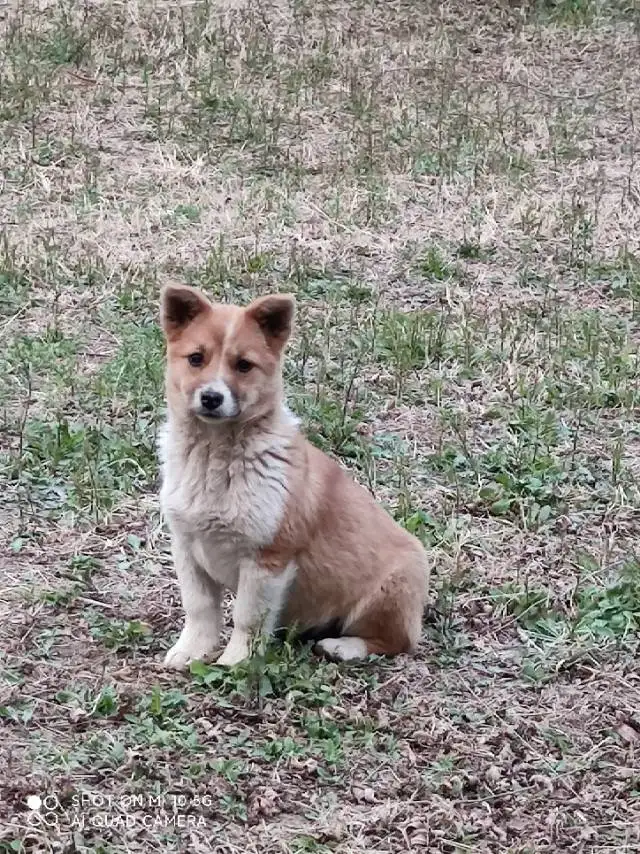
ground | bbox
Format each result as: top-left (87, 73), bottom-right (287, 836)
top-left (1, 0), bottom-right (640, 851)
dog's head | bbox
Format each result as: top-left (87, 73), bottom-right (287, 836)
top-left (160, 285), bottom-right (294, 424)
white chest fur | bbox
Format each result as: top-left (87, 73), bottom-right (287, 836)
top-left (158, 417), bottom-right (292, 588)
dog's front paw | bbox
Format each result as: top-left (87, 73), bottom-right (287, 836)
top-left (163, 628), bottom-right (220, 670)
top-left (163, 643), bottom-right (196, 670)
top-left (216, 634), bottom-right (250, 667)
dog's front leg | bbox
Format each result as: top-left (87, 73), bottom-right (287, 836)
top-left (164, 536), bottom-right (223, 670)
top-left (217, 559), bottom-right (292, 667)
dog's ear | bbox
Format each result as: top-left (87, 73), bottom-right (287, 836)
top-left (246, 294), bottom-right (295, 352)
top-left (160, 285), bottom-right (210, 336)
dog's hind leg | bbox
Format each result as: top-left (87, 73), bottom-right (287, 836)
top-left (316, 557), bottom-right (427, 662)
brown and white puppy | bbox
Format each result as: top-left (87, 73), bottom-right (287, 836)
top-left (158, 285), bottom-right (429, 668)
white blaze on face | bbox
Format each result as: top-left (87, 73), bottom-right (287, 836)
top-left (193, 311), bottom-right (246, 420)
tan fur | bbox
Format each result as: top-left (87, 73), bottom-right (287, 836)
top-left (159, 285), bottom-right (429, 668)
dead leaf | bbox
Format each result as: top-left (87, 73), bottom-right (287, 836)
top-left (351, 785), bottom-right (375, 803)
top-left (617, 722), bottom-right (640, 744)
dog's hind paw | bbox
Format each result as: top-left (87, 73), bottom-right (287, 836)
top-left (315, 636), bottom-right (369, 661)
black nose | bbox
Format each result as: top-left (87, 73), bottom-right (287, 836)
top-left (200, 390), bottom-right (224, 411)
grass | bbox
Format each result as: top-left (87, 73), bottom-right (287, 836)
top-left (1, 0), bottom-right (640, 851)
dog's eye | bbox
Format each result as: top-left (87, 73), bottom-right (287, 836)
top-left (236, 358), bottom-right (253, 373)
top-left (188, 352), bottom-right (204, 367)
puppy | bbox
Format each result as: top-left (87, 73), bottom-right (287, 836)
top-left (158, 285), bottom-right (429, 668)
